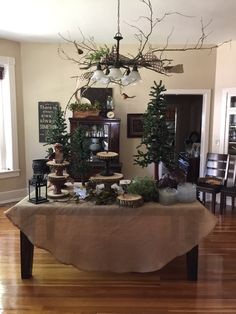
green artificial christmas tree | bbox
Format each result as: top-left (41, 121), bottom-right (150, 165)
top-left (134, 80), bottom-right (175, 181)
top-left (70, 127), bottom-right (91, 185)
top-left (45, 106), bottom-right (71, 160)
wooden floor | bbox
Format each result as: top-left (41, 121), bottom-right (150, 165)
top-left (1, 203), bottom-right (236, 314)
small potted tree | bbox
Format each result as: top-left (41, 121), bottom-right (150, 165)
top-left (44, 106), bottom-right (71, 160)
top-left (133, 80), bottom-right (175, 181)
top-left (70, 127), bottom-right (91, 185)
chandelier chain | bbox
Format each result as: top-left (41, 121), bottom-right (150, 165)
top-left (117, 0), bottom-right (120, 34)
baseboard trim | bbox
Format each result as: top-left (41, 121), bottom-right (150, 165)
top-left (0, 188), bottom-right (27, 204)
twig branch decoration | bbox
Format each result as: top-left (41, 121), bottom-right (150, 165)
top-left (58, 0), bottom-right (230, 111)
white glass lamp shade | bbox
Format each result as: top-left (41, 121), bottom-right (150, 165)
top-left (108, 67), bottom-right (123, 80)
top-left (121, 74), bottom-right (130, 86)
top-left (99, 76), bottom-right (110, 84)
top-left (91, 69), bottom-right (107, 82)
top-left (128, 68), bottom-right (142, 84)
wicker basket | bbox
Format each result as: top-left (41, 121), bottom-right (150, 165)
top-left (73, 110), bottom-right (100, 118)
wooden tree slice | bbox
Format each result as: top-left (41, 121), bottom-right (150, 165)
top-left (96, 151), bottom-right (118, 160)
top-left (90, 173), bottom-right (123, 183)
top-left (47, 160), bottom-right (70, 167)
top-left (117, 194), bottom-right (143, 207)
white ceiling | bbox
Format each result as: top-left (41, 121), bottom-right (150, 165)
top-left (0, 0), bottom-right (235, 44)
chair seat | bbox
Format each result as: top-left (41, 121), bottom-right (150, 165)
top-left (197, 176), bottom-right (224, 193)
top-left (197, 184), bottom-right (223, 194)
top-left (198, 176), bottom-right (223, 186)
top-left (221, 186), bottom-right (236, 194)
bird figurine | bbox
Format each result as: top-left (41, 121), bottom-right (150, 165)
top-left (122, 93), bottom-right (136, 100)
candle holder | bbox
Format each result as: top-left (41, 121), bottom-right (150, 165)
top-left (28, 174), bottom-right (48, 204)
top-left (96, 151), bottom-right (118, 176)
top-left (46, 160), bottom-right (70, 198)
top-left (159, 187), bottom-right (178, 206)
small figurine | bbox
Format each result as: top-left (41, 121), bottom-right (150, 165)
top-left (54, 143), bottom-right (64, 164)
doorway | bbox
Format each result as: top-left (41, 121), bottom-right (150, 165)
top-left (165, 94), bottom-right (203, 157)
top-left (164, 89), bottom-right (211, 177)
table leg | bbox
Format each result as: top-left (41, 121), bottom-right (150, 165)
top-left (186, 245), bottom-right (198, 281)
top-left (20, 231), bottom-right (34, 279)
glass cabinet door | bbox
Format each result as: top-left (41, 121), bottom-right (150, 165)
top-left (227, 113), bottom-right (236, 154)
top-left (230, 96), bottom-right (236, 108)
top-left (82, 123), bottom-right (110, 161)
top-left (225, 94), bottom-right (236, 155)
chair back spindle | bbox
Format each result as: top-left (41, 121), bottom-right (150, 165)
top-left (204, 153), bottom-right (230, 185)
top-left (226, 155), bottom-right (236, 188)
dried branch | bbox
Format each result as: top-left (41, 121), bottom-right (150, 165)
top-left (127, 0), bottom-right (194, 60)
top-left (150, 39), bottom-right (231, 54)
top-left (194, 18), bottom-right (213, 49)
top-left (159, 27), bottom-right (174, 60)
top-left (58, 0), bottom-right (231, 100)
top-left (64, 77), bottom-right (96, 116)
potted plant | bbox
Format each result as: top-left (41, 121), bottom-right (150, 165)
top-left (68, 100), bottom-right (101, 118)
top-left (127, 176), bottom-right (159, 202)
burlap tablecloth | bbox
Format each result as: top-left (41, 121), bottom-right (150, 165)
top-left (5, 198), bottom-right (217, 273)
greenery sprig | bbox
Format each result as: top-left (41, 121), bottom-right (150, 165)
top-left (86, 180), bottom-right (118, 205)
top-left (68, 100), bottom-right (101, 112)
top-left (85, 46), bottom-right (110, 63)
top-left (127, 177), bottom-right (159, 202)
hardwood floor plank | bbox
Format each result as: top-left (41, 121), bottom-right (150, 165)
top-left (1, 203), bottom-right (236, 313)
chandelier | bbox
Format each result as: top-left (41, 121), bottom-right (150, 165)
top-left (59, 0), bottom-right (230, 95)
top-left (90, 0), bottom-right (183, 86)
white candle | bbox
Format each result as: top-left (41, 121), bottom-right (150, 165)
top-left (177, 183), bottom-right (196, 203)
top-left (159, 188), bottom-right (178, 205)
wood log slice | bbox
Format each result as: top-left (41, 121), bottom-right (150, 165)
top-left (117, 194), bottom-right (143, 207)
top-left (96, 151), bottom-right (118, 160)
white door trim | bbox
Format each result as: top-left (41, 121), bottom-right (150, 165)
top-left (164, 89), bottom-right (211, 177)
top-left (221, 88), bottom-right (236, 154)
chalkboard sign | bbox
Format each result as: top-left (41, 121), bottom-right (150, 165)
top-left (38, 101), bottom-right (59, 143)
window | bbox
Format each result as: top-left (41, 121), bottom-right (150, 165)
top-left (0, 56), bottom-right (19, 178)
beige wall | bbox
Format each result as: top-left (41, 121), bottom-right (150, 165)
top-left (0, 39), bottom-right (26, 194)
top-left (213, 42), bottom-right (236, 153)
top-left (20, 43), bottom-right (217, 180)
top-left (21, 43), bottom-right (76, 180)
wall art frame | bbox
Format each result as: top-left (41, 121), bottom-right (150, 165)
top-left (127, 113), bottom-right (144, 138)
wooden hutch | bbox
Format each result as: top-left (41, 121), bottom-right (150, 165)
top-left (69, 116), bottom-right (121, 179)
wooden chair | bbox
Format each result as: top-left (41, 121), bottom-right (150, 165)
top-left (220, 155), bottom-right (236, 215)
top-left (196, 153), bottom-right (230, 213)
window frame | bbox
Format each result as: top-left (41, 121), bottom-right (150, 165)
top-left (0, 56), bottom-right (20, 179)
